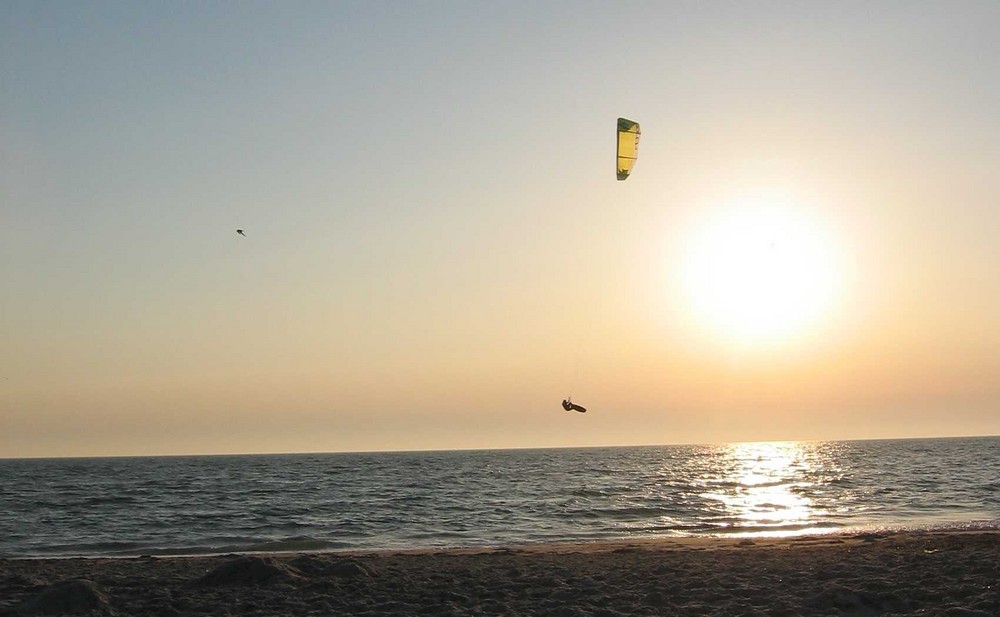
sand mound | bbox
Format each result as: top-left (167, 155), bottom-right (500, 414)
top-left (289, 555), bottom-right (374, 578)
top-left (326, 558), bottom-right (374, 578)
top-left (193, 556), bottom-right (301, 587)
top-left (14, 579), bottom-right (109, 615)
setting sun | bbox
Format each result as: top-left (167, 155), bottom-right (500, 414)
top-left (681, 193), bottom-right (842, 345)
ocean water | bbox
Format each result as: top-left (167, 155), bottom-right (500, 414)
top-left (1, 437), bottom-right (998, 558)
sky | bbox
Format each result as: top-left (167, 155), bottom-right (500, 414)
top-left (3, 1), bottom-right (999, 457)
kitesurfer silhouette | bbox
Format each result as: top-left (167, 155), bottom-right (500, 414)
top-left (562, 398), bottom-right (586, 413)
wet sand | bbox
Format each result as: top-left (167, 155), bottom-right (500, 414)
top-left (1, 530), bottom-right (997, 616)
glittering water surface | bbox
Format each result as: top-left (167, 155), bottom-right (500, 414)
top-left (1, 437), bottom-right (997, 557)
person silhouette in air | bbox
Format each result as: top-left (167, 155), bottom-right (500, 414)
top-left (562, 398), bottom-right (587, 413)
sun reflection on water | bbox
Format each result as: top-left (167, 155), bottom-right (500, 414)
top-left (701, 441), bottom-right (836, 537)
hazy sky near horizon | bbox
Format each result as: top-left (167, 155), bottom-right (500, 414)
top-left (3, 1), bottom-right (999, 457)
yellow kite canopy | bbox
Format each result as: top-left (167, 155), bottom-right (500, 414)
top-left (616, 118), bottom-right (640, 180)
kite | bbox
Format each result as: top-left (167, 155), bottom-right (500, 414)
top-left (236, 229), bottom-right (246, 237)
top-left (616, 118), bottom-right (640, 180)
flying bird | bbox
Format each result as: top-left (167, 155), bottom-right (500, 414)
top-left (236, 229), bottom-right (246, 237)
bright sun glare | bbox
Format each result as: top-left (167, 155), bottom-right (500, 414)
top-left (681, 193), bottom-right (841, 345)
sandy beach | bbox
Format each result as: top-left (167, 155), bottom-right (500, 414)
top-left (1, 530), bottom-right (997, 616)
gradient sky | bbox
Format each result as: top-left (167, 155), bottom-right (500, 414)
top-left (3, 1), bottom-right (999, 457)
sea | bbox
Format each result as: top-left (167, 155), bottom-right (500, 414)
top-left (1, 437), bottom-right (998, 558)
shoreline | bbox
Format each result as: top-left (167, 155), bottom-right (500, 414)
top-left (2, 529), bottom-right (998, 615)
top-left (6, 520), bottom-right (999, 561)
